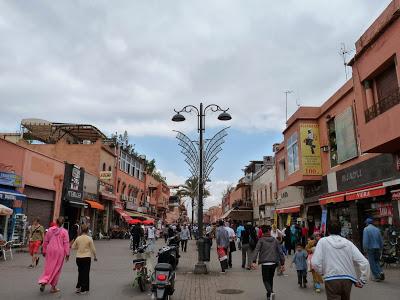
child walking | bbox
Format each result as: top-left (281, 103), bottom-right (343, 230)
top-left (292, 244), bottom-right (308, 288)
top-left (306, 236), bottom-right (323, 293)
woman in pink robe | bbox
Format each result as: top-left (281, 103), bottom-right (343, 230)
top-left (38, 217), bottom-right (70, 293)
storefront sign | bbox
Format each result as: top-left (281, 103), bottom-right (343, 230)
top-left (335, 107), bottom-right (358, 163)
top-left (0, 172), bottom-right (22, 187)
top-left (100, 171), bottom-right (112, 180)
top-left (377, 203), bottom-right (393, 217)
top-left (300, 124), bottom-right (322, 176)
top-left (392, 191), bottom-right (400, 201)
top-left (63, 164), bottom-right (84, 203)
top-left (337, 154), bottom-right (399, 191)
top-left (346, 187), bottom-right (386, 201)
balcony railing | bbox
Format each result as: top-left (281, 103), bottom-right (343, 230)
top-left (365, 87), bottom-right (400, 122)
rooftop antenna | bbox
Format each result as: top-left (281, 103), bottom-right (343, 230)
top-left (339, 43), bottom-right (353, 80)
top-left (284, 90), bottom-right (293, 124)
top-left (295, 90), bottom-right (301, 107)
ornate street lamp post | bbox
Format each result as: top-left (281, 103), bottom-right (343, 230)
top-left (172, 103), bottom-right (231, 274)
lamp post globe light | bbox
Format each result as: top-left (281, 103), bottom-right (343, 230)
top-left (172, 102), bottom-right (231, 274)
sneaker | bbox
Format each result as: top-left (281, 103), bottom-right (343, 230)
top-left (220, 271), bottom-right (226, 274)
top-left (371, 278), bottom-right (381, 282)
top-left (315, 288), bottom-right (321, 293)
top-left (380, 273), bottom-right (385, 281)
top-left (78, 291), bottom-right (88, 295)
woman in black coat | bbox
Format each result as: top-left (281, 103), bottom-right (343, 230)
top-left (284, 225), bottom-right (292, 255)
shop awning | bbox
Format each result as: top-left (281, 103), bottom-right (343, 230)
top-left (0, 204), bottom-right (13, 216)
top-left (125, 210), bottom-right (154, 221)
top-left (275, 206), bottom-right (301, 214)
top-left (115, 208), bottom-right (133, 223)
top-left (319, 192), bottom-right (345, 205)
top-left (345, 184), bottom-right (385, 201)
top-left (85, 200), bottom-right (105, 210)
top-left (221, 208), bottom-right (253, 221)
top-left (67, 200), bottom-right (88, 208)
top-left (100, 192), bottom-right (116, 202)
top-left (0, 187), bottom-right (26, 201)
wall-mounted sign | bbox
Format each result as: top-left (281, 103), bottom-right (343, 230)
top-left (335, 107), bottom-right (358, 163)
top-left (0, 172), bottom-right (22, 187)
top-left (63, 164), bottom-right (84, 203)
top-left (300, 124), bottom-right (322, 176)
top-left (100, 171), bottom-right (112, 180)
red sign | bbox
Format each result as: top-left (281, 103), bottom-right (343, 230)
top-left (378, 204), bottom-right (393, 217)
top-left (392, 191), bottom-right (400, 201)
top-left (346, 187), bottom-right (386, 201)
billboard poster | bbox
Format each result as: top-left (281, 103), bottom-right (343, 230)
top-left (321, 208), bottom-right (327, 235)
top-left (335, 107), bottom-right (358, 163)
top-left (300, 124), bottom-right (322, 175)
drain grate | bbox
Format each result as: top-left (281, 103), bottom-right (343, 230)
top-left (217, 289), bottom-right (244, 295)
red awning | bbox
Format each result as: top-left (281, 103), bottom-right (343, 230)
top-left (85, 200), bottom-right (105, 210)
top-left (319, 192), bottom-right (345, 205)
top-left (275, 206), bottom-right (301, 214)
top-left (345, 184), bottom-right (386, 201)
top-left (115, 208), bottom-right (133, 223)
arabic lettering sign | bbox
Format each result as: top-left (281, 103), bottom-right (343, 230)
top-left (300, 124), bottom-right (322, 176)
top-left (63, 164), bottom-right (84, 202)
top-left (99, 171), bottom-right (112, 180)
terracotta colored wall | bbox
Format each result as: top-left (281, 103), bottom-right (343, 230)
top-left (23, 150), bottom-right (64, 219)
top-left (25, 140), bottom-right (101, 176)
top-left (0, 139), bottom-right (25, 175)
top-left (352, 12), bottom-right (400, 153)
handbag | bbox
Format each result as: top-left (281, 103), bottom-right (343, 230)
top-left (217, 247), bottom-right (228, 261)
top-left (230, 240), bottom-right (237, 253)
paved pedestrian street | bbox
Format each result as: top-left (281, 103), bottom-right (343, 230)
top-left (1, 239), bottom-right (399, 300)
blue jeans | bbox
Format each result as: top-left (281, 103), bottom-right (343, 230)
top-left (367, 248), bottom-right (383, 279)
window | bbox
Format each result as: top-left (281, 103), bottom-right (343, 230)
top-left (328, 118), bottom-right (338, 167)
top-left (102, 163), bottom-right (106, 171)
top-left (278, 159), bottom-right (286, 182)
top-left (108, 166), bottom-right (112, 172)
top-left (287, 133), bottom-right (299, 174)
top-left (375, 64), bottom-right (398, 102)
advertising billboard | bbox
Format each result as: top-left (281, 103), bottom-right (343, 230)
top-left (335, 107), bottom-right (358, 163)
top-left (300, 123), bottom-right (322, 175)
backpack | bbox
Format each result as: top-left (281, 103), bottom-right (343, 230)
top-left (249, 229), bottom-right (258, 250)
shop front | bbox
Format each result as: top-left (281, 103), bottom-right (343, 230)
top-left (0, 171), bottom-right (26, 242)
top-left (23, 186), bottom-right (55, 227)
top-left (61, 163), bottom-right (87, 237)
top-left (303, 176), bottom-right (328, 235)
top-left (275, 186), bottom-right (304, 229)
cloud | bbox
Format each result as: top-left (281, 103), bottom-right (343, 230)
top-left (0, 0), bottom-right (392, 137)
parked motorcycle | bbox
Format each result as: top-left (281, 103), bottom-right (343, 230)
top-left (380, 233), bottom-right (400, 267)
top-left (132, 243), bottom-right (151, 292)
top-left (151, 235), bottom-right (180, 300)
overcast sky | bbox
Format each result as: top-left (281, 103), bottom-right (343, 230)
top-left (0, 0), bottom-right (392, 208)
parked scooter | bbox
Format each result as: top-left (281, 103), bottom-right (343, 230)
top-left (132, 243), bottom-right (152, 292)
top-left (151, 235), bottom-right (180, 299)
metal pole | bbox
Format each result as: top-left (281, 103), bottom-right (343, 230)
top-left (194, 102), bottom-right (207, 274)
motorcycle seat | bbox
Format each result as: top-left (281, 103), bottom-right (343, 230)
top-left (155, 263), bottom-right (173, 271)
top-left (132, 259), bottom-right (146, 264)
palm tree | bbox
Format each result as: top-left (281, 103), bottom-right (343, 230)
top-left (177, 177), bottom-right (210, 225)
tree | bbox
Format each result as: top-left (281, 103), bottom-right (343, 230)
top-left (145, 159), bottom-right (156, 174)
top-left (177, 177), bottom-right (210, 225)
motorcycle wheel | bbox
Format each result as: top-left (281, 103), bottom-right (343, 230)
top-left (379, 257), bottom-right (385, 268)
top-left (138, 277), bottom-right (146, 292)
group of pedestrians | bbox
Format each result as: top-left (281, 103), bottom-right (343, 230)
top-left (214, 217), bottom-right (388, 300)
top-left (25, 216), bottom-right (97, 295)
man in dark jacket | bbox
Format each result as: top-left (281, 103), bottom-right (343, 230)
top-left (130, 224), bottom-right (144, 250)
top-left (251, 225), bottom-right (285, 300)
